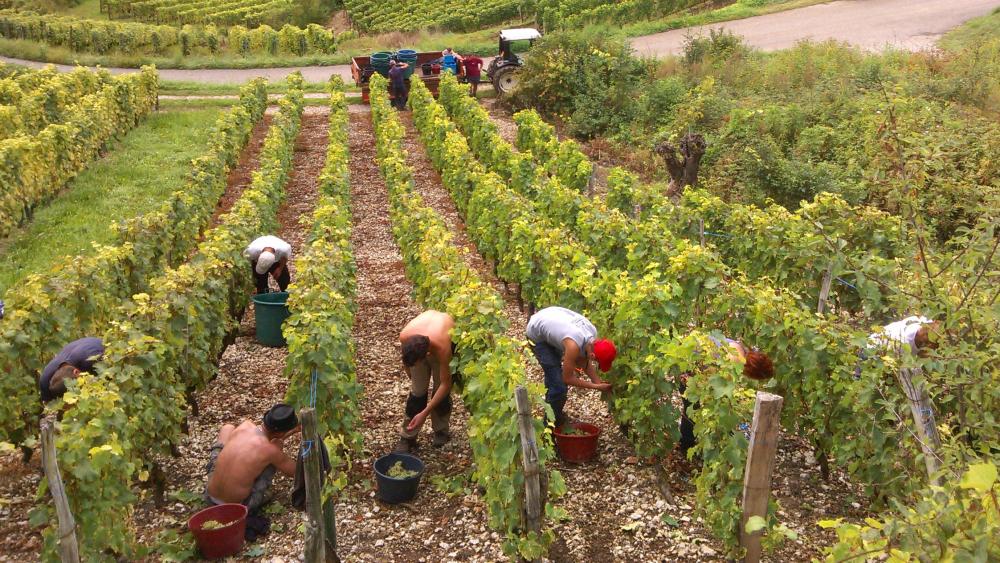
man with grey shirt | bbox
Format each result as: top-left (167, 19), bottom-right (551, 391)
top-left (526, 307), bottom-right (617, 428)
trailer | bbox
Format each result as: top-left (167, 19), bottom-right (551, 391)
top-left (351, 52), bottom-right (463, 103)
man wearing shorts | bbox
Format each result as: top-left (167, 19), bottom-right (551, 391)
top-left (205, 404), bottom-right (300, 512)
top-left (462, 53), bottom-right (485, 97)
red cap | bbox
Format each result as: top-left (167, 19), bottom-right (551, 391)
top-left (593, 339), bottom-right (617, 372)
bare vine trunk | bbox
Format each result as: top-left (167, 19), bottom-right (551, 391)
top-left (656, 133), bottom-right (706, 198)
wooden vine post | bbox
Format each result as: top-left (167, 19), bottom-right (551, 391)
top-left (740, 392), bottom-right (784, 563)
top-left (896, 368), bottom-right (942, 485)
top-left (300, 408), bottom-right (338, 563)
top-left (816, 262), bottom-right (834, 314)
top-left (514, 386), bottom-right (542, 562)
top-left (40, 417), bottom-right (80, 563)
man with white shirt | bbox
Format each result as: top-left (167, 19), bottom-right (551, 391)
top-left (244, 235), bottom-right (292, 295)
top-left (526, 306), bottom-right (617, 428)
top-left (869, 316), bottom-right (938, 357)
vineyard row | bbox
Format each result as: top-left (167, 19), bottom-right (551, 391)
top-left (37, 76), bottom-right (305, 558)
top-left (370, 73), bottom-right (565, 559)
top-left (0, 77), bottom-right (267, 448)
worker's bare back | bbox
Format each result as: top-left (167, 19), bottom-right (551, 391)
top-left (207, 421), bottom-right (284, 503)
top-left (400, 310), bottom-right (455, 353)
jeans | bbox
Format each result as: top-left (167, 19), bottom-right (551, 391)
top-left (252, 261), bottom-right (290, 294)
top-left (530, 340), bottom-right (569, 426)
top-left (390, 83), bottom-right (409, 110)
top-left (678, 378), bottom-right (698, 451)
top-left (530, 340), bottom-right (566, 405)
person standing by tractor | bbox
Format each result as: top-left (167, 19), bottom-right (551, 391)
top-left (388, 60), bottom-right (410, 111)
top-left (462, 52), bottom-right (485, 97)
top-left (38, 337), bottom-right (105, 403)
top-left (441, 48), bottom-right (460, 75)
top-left (395, 310), bottom-right (456, 453)
top-left (526, 307), bottom-right (616, 428)
top-left (244, 235), bottom-right (291, 295)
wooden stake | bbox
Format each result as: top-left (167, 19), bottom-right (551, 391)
top-left (300, 408), bottom-right (327, 563)
top-left (40, 418), bottom-right (80, 563)
top-left (514, 386), bottom-right (542, 540)
top-left (698, 219), bottom-right (705, 247)
top-left (817, 262), bottom-right (834, 314)
top-left (896, 368), bottom-right (942, 485)
top-left (740, 392), bottom-right (784, 563)
top-left (322, 497), bottom-right (341, 563)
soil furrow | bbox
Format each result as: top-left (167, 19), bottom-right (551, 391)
top-left (131, 108), bottom-right (329, 561)
top-left (208, 115), bottom-right (274, 229)
top-left (334, 105), bottom-right (504, 563)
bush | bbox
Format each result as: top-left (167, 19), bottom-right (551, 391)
top-left (510, 30), bottom-right (652, 139)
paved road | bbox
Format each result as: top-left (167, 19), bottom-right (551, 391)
top-left (631, 0), bottom-right (999, 56)
top-left (1, 0), bottom-right (997, 84)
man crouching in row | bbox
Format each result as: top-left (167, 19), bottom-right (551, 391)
top-left (205, 404), bottom-right (300, 512)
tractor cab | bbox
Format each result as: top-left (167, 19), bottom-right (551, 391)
top-left (487, 27), bottom-right (542, 95)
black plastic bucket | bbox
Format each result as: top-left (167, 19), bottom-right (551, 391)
top-left (373, 452), bottom-right (424, 504)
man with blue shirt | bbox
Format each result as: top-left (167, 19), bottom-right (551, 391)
top-left (38, 337), bottom-right (104, 403)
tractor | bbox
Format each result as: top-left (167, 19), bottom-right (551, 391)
top-left (486, 27), bottom-right (542, 96)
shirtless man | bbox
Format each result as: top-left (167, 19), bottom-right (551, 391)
top-left (396, 310), bottom-right (456, 453)
top-left (205, 404), bottom-right (300, 511)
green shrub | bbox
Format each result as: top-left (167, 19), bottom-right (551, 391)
top-left (510, 30), bottom-right (652, 139)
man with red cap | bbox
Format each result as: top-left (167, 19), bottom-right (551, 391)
top-left (526, 306), bottom-right (616, 428)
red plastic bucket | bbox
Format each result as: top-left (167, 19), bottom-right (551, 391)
top-left (553, 422), bottom-right (601, 463)
top-left (188, 503), bottom-right (248, 559)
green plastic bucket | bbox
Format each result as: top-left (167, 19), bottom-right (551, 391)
top-left (252, 291), bottom-right (290, 347)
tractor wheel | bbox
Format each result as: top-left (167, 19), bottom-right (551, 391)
top-left (492, 65), bottom-right (520, 96)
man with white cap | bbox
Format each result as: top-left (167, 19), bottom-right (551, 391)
top-left (244, 235), bottom-right (292, 295)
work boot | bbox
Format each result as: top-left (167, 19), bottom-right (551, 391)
top-left (432, 431), bottom-right (451, 448)
top-left (394, 437), bottom-right (418, 454)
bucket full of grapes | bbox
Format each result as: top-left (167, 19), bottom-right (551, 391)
top-left (553, 422), bottom-right (601, 463)
top-left (374, 452), bottom-right (425, 504)
top-left (188, 503), bottom-right (248, 559)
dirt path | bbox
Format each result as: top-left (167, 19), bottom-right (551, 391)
top-left (130, 107), bottom-right (329, 561)
top-left (630, 0), bottom-right (999, 55)
top-left (333, 104), bottom-right (505, 562)
top-left (2, 0), bottom-right (994, 84)
top-left (207, 115), bottom-right (273, 228)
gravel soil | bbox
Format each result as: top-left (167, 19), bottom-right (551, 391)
top-left (330, 104), bottom-right (506, 563)
top-left (209, 115), bottom-right (274, 228)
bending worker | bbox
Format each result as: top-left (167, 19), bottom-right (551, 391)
top-left (869, 315), bottom-right (938, 357)
top-left (244, 235), bottom-right (291, 295)
top-left (39, 337), bottom-right (104, 403)
top-left (396, 310), bottom-right (455, 453)
top-left (205, 404), bottom-right (300, 512)
top-left (678, 335), bottom-right (774, 453)
top-left (526, 306), bottom-right (616, 429)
